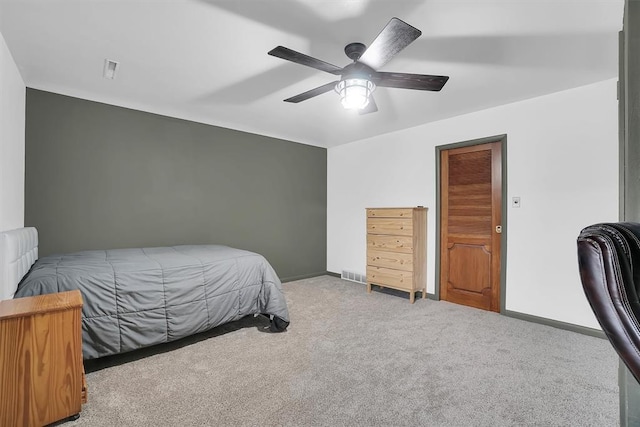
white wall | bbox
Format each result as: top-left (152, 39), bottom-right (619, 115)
top-left (328, 79), bottom-right (618, 329)
top-left (0, 31), bottom-right (25, 232)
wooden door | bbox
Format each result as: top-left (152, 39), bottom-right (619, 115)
top-left (440, 141), bottom-right (502, 312)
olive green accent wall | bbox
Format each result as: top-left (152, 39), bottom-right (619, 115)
top-left (25, 89), bottom-right (327, 281)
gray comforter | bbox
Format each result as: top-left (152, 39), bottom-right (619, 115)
top-left (15, 245), bottom-right (290, 359)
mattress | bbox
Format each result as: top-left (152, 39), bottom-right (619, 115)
top-left (14, 245), bottom-right (289, 359)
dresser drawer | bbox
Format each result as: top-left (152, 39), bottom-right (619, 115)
top-left (367, 266), bottom-right (413, 290)
top-left (367, 234), bottom-right (413, 253)
top-left (368, 249), bottom-right (413, 271)
top-left (367, 208), bottom-right (414, 218)
top-left (367, 218), bottom-right (413, 236)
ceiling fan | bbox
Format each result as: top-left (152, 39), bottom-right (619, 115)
top-left (268, 17), bottom-right (449, 114)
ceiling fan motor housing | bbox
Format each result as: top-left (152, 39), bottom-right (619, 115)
top-left (341, 62), bottom-right (375, 81)
top-left (344, 42), bottom-right (367, 61)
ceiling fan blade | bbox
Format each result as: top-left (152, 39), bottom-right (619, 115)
top-left (284, 81), bottom-right (339, 103)
top-left (373, 72), bottom-right (449, 91)
top-left (359, 95), bottom-right (378, 115)
top-left (268, 46), bottom-right (343, 75)
top-left (359, 17), bottom-right (421, 69)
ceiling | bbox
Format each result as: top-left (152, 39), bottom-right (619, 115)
top-left (0, 0), bottom-right (623, 148)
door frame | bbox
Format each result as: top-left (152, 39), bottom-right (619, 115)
top-left (434, 134), bottom-right (508, 313)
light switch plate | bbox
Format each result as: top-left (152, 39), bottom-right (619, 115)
top-left (512, 196), bottom-right (521, 208)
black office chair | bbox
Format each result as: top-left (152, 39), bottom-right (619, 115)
top-left (577, 222), bottom-right (640, 383)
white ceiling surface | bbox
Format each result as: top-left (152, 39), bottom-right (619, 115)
top-left (0, 0), bottom-right (624, 148)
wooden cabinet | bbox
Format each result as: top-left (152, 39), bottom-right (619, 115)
top-left (366, 207), bottom-right (427, 303)
top-left (0, 290), bottom-right (86, 427)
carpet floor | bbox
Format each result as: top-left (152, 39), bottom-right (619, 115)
top-left (71, 275), bottom-right (618, 426)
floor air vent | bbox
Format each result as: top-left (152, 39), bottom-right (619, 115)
top-left (341, 270), bottom-right (366, 284)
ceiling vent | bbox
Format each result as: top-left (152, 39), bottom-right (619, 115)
top-left (103, 59), bottom-right (119, 80)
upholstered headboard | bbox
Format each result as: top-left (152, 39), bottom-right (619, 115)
top-left (0, 227), bottom-right (38, 300)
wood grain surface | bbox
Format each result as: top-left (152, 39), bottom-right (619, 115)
top-left (0, 290), bottom-right (85, 427)
top-left (366, 207), bottom-right (427, 303)
top-left (440, 142), bottom-right (502, 311)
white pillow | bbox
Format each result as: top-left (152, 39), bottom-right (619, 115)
top-left (0, 227), bottom-right (38, 300)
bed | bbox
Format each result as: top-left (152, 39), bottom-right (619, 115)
top-left (1, 227), bottom-right (290, 359)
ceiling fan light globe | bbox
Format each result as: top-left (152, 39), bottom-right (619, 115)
top-left (335, 79), bottom-right (375, 110)
top-left (342, 93), bottom-right (369, 110)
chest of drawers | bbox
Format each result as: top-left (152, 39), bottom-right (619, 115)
top-left (366, 207), bottom-right (427, 303)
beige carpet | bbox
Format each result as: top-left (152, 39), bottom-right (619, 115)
top-left (71, 275), bottom-right (618, 426)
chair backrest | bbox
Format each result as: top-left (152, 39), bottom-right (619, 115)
top-left (577, 222), bottom-right (640, 383)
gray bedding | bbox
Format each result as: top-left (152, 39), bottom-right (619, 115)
top-left (14, 245), bottom-right (290, 359)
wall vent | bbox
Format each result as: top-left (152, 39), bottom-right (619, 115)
top-left (341, 269), bottom-right (366, 284)
top-left (103, 59), bottom-right (120, 79)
